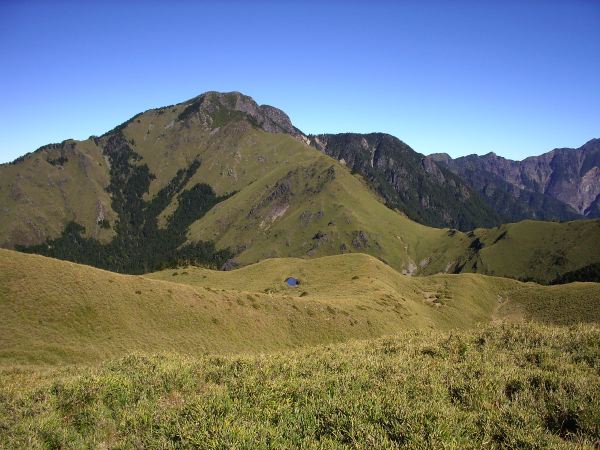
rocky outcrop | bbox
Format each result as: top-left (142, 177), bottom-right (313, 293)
top-left (177, 91), bottom-right (308, 143)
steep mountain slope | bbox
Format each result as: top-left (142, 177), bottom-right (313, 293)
top-left (2, 91), bottom-right (600, 283)
top-left (184, 149), bottom-right (600, 283)
top-left (0, 139), bottom-right (115, 248)
top-left (3, 248), bottom-right (600, 366)
top-left (4, 92), bottom-right (323, 273)
top-left (431, 138), bottom-right (600, 221)
top-left (309, 133), bottom-right (502, 230)
top-left (185, 148), bottom-right (472, 275)
top-left (0, 92), bottom-right (306, 250)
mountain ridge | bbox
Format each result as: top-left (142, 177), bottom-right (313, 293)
top-left (430, 138), bottom-right (600, 221)
top-left (308, 132), bottom-right (503, 230)
top-left (2, 90), bottom-right (599, 283)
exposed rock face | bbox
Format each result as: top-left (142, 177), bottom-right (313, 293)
top-left (259, 104), bottom-right (299, 136)
top-left (177, 91), bottom-right (308, 143)
top-left (309, 133), bottom-right (502, 230)
top-left (433, 138), bottom-right (600, 220)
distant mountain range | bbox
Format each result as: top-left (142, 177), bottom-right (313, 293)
top-left (429, 138), bottom-right (600, 222)
top-left (1, 91), bottom-right (599, 283)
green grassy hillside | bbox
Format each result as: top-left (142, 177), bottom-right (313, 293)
top-left (0, 139), bottom-right (115, 248)
top-left (184, 142), bottom-right (600, 282)
top-left (1, 324), bottom-right (598, 448)
top-left (0, 92), bottom-right (310, 250)
top-left (186, 152), bottom-right (472, 275)
top-left (3, 91), bottom-right (600, 283)
top-left (2, 249), bottom-right (599, 367)
top-left (466, 220), bottom-right (600, 283)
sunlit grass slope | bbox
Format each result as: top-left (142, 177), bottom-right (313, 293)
top-left (0, 139), bottom-right (114, 248)
top-left (184, 139), bottom-right (600, 283)
top-left (1, 249), bottom-right (438, 365)
top-left (151, 253), bottom-right (600, 324)
top-left (1, 324), bottom-right (598, 448)
top-left (3, 248), bottom-right (599, 366)
top-left (0, 250), bottom-right (504, 365)
top-left (187, 153), bottom-right (473, 274)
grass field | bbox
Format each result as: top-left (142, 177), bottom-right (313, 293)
top-left (2, 248), bottom-right (599, 367)
top-left (1, 249), bottom-right (600, 447)
top-left (1, 323), bottom-right (598, 448)
top-left (466, 220), bottom-right (600, 283)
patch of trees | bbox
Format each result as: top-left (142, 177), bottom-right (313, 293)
top-left (17, 132), bottom-right (232, 274)
top-left (551, 263), bottom-right (600, 284)
top-left (47, 155), bottom-right (68, 166)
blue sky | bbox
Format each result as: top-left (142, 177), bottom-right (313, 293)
top-left (1, 0), bottom-right (598, 163)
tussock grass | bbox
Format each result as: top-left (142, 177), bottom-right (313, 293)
top-left (2, 249), bottom-right (599, 366)
top-left (496, 282), bottom-right (600, 325)
top-left (1, 249), bottom-right (599, 447)
top-left (1, 323), bottom-right (598, 448)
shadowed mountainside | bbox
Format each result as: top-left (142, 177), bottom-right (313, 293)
top-left (430, 138), bottom-right (600, 221)
top-left (309, 133), bottom-right (503, 230)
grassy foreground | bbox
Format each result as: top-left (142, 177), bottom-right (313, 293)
top-left (1, 323), bottom-right (598, 448)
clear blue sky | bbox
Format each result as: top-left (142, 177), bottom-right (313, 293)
top-left (1, 0), bottom-right (599, 163)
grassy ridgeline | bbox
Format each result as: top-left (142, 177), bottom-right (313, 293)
top-left (2, 249), bottom-right (600, 366)
top-left (1, 324), bottom-right (598, 448)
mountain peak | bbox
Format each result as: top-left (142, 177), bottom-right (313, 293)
top-left (178, 91), bottom-right (306, 141)
top-left (428, 153), bottom-right (452, 164)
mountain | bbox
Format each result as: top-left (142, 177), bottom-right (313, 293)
top-left (430, 138), bottom-right (600, 222)
top-left (2, 91), bottom-right (600, 283)
top-left (1, 92), bottom-right (313, 272)
top-left (0, 92), bottom-right (304, 250)
top-left (308, 133), bottom-right (503, 230)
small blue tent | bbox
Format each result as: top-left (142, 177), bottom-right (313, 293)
top-left (285, 277), bottom-right (299, 286)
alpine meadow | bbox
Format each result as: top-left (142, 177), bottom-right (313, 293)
top-left (1, 1), bottom-right (600, 448)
